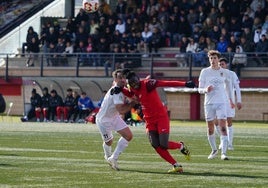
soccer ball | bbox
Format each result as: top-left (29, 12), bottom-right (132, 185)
top-left (82, 0), bottom-right (100, 13)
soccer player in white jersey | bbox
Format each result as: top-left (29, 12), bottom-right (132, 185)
top-left (96, 69), bottom-right (136, 170)
top-left (216, 58), bottom-right (242, 150)
top-left (198, 50), bottom-right (235, 160)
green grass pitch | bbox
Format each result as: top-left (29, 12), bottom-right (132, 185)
top-left (0, 120), bottom-right (267, 188)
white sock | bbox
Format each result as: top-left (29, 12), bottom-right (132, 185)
top-left (103, 142), bottom-right (112, 159)
top-left (208, 134), bottom-right (217, 151)
top-left (220, 135), bottom-right (228, 155)
top-left (215, 125), bottom-right (221, 136)
top-left (111, 137), bottom-right (129, 160)
top-left (227, 126), bottom-right (233, 147)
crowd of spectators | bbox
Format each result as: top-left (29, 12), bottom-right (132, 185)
top-left (23, 0), bottom-right (268, 71)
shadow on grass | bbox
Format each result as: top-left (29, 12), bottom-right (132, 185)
top-left (121, 168), bottom-right (267, 179)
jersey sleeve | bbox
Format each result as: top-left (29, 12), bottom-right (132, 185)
top-left (145, 79), bottom-right (186, 92)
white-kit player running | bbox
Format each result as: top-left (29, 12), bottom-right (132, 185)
top-left (216, 58), bottom-right (242, 150)
top-left (198, 50), bottom-right (235, 160)
top-left (96, 69), bottom-right (136, 170)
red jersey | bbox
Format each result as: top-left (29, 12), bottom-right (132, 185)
top-left (123, 79), bottom-right (185, 122)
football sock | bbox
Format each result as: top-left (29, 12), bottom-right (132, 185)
top-left (208, 133), bottom-right (217, 151)
top-left (111, 137), bottom-right (129, 160)
top-left (215, 125), bottom-right (221, 136)
top-left (220, 135), bottom-right (228, 154)
top-left (103, 142), bottom-right (112, 159)
top-left (155, 147), bottom-right (176, 165)
top-left (168, 141), bottom-right (182, 150)
top-left (35, 111), bottom-right (40, 119)
top-left (227, 126), bottom-right (233, 146)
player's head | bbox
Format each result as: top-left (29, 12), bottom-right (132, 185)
top-left (208, 50), bottom-right (221, 67)
top-left (122, 69), bottom-right (140, 89)
top-left (219, 57), bottom-right (228, 69)
top-left (112, 69), bottom-right (126, 87)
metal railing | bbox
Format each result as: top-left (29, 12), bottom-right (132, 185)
top-left (0, 52), bottom-right (267, 80)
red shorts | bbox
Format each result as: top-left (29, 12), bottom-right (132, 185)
top-left (145, 116), bottom-right (170, 134)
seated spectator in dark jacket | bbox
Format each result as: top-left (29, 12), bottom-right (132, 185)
top-left (56, 88), bottom-right (75, 122)
top-left (148, 27), bottom-right (162, 54)
top-left (39, 87), bottom-right (51, 122)
top-left (70, 91), bottom-right (80, 123)
top-left (49, 89), bottom-right (63, 122)
top-left (21, 89), bottom-right (42, 122)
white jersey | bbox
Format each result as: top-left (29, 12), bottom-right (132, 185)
top-left (229, 70), bottom-right (242, 103)
top-left (96, 86), bottom-right (125, 122)
top-left (198, 67), bottom-right (233, 105)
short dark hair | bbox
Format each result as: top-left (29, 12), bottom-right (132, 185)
top-left (219, 58), bottom-right (228, 63)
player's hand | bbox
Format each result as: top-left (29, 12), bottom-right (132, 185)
top-left (185, 80), bottom-right (196, 88)
top-left (237, 102), bottom-right (242, 110)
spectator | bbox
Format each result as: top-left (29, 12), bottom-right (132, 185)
top-left (55, 37), bottom-right (67, 66)
top-left (57, 88), bottom-right (74, 122)
top-left (75, 40), bottom-right (87, 66)
top-left (255, 34), bottom-right (268, 66)
top-left (216, 36), bottom-right (228, 53)
top-left (241, 14), bottom-right (254, 31)
top-left (22, 26), bottom-right (39, 56)
top-left (187, 8), bottom-right (198, 28)
top-left (40, 87), bottom-right (50, 122)
top-left (115, 0), bottom-right (127, 20)
top-left (166, 14), bottom-right (179, 47)
top-left (49, 89), bottom-right (63, 122)
top-left (48, 42), bottom-right (57, 66)
top-left (205, 20), bottom-right (218, 40)
top-left (148, 27), bottom-right (162, 54)
top-left (21, 89), bottom-right (42, 122)
top-left (204, 37), bottom-right (216, 52)
top-left (178, 16), bottom-right (192, 39)
top-left (253, 26), bottom-right (265, 44)
top-left (26, 37), bottom-right (40, 67)
top-left (231, 45), bottom-right (248, 77)
top-left (228, 35), bottom-right (240, 52)
top-left (115, 18), bottom-right (126, 34)
top-left (140, 25), bottom-right (152, 54)
top-left (229, 17), bottom-right (242, 40)
top-left (193, 35), bottom-right (208, 67)
top-left (74, 8), bottom-right (89, 26)
top-left (70, 91), bottom-right (80, 123)
top-left (64, 41), bottom-right (74, 55)
top-left (75, 26), bottom-right (89, 47)
top-left (77, 92), bottom-right (95, 123)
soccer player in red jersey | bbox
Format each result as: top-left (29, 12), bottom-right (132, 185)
top-left (122, 69), bottom-right (195, 173)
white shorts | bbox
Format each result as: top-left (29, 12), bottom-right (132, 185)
top-left (96, 115), bottom-right (128, 143)
top-left (204, 103), bottom-right (227, 121)
top-left (226, 103), bottom-right (235, 118)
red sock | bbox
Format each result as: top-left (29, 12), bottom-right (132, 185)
top-left (155, 147), bottom-right (176, 165)
top-left (168, 141), bottom-right (182, 150)
top-left (35, 111), bottom-right (40, 119)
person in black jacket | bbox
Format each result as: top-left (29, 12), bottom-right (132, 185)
top-left (70, 91), bottom-right (80, 123)
top-left (38, 87), bottom-right (51, 122)
top-left (21, 89), bottom-right (42, 122)
top-left (26, 37), bottom-right (40, 67)
top-left (49, 89), bottom-right (63, 122)
top-left (148, 27), bottom-right (162, 54)
top-left (56, 88), bottom-right (75, 122)
top-left (22, 26), bottom-right (39, 56)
